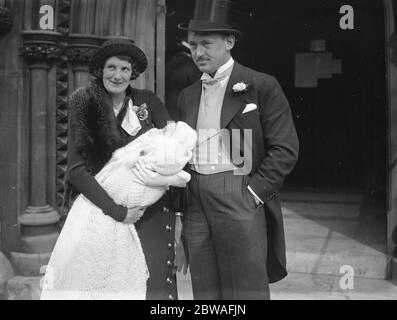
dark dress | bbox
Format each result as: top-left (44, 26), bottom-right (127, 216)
top-left (66, 83), bottom-right (178, 300)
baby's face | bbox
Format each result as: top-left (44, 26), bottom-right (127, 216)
top-left (160, 121), bottom-right (197, 152)
top-left (162, 122), bottom-right (177, 137)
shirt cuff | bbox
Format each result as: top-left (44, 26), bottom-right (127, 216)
top-left (247, 185), bottom-right (264, 205)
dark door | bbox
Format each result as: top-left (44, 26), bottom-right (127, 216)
top-left (231, 0), bottom-right (386, 194)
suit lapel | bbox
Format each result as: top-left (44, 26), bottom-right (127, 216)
top-left (184, 81), bottom-right (202, 130)
top-left (221, 62), bottom-right (246, 129)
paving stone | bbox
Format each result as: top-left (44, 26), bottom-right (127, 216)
top-left (6, 276), bottom-right (42, 300)
top-left (0, 251), bottom-right (14, 300)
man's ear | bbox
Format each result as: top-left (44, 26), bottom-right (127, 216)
top-left (225, 35), bottom-right (236, 51)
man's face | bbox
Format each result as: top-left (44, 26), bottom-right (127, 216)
top-left (188, 32), bottom-right (235, 75)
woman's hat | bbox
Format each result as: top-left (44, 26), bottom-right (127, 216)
top-left (89, 38), bottom-right (148, 77)
top-left (178, 20), bottom-right (241, 37)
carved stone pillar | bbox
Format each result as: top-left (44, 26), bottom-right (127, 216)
top-left (0, 5), bottom-right (12, 37)
top-left (19, 31), bottom-right (62, 254)
top-left (66, 34), bottom-right (104, 89)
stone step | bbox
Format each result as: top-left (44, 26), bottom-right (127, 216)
top-left (280, 191), bottom-right (363, 204)
top-left (269, 272), bottom-right (397, 300)
top-left (6, 272), bottom-right (396, 300)
top-left (176, 270), bottom-right (397, 300)
top-left (282, 201), bottom-right (360, 219)
top-left (282, 204), bottom-right (388, 279)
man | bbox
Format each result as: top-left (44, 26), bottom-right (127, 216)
top-left (165, 38), bottom-right (201, 120)
top-left (176, 19), bottom-right (299, 300)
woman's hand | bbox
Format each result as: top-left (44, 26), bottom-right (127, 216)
top-left (132, 159), bottom-right (188, 188)
top-left (132, 159), bottom-right (169, 187)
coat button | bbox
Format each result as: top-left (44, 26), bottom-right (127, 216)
top-left (163, 206), bottom-right (170, 214)
top-left (166, 225), bottom-right (172, 232)
top-left (168, 294), bottom-right (174, 300)
top-left (166, 277), bottom-right (173, 285)
top-left (167, 242), bottom-right (173, 249)
top-left (167, 260), bottom-right (173, 267)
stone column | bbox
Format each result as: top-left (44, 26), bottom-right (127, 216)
top-left (19, 31), bottom-right (62, 255)
top-left (66, 34), bottom-right (104, 90)
top-left (385, 0), bottom-right (397, 285)
top-left (0, 3), bottom-right (13, 264)
top-left (0, 4), bottom-right (12, 37)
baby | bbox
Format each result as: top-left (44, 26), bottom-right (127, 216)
top-left (95, 121), bottom-right (197, 223)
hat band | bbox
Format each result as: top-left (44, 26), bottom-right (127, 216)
top-left (188, 19), bottom-right (235, 30)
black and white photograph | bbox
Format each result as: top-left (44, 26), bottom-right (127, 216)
top-left (0, 0), bottom-right (397, 305)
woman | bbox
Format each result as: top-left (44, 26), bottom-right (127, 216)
top-left (48, 38), bottom-right (184, 299)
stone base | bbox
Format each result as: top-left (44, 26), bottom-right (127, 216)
top-left (18, 205), bottom-right (60, 254)
top-left (0, 251), bottom-right (14, 300)
top-left (6, 277), bottom-right (41, 300)
top-left (392, 257), bottom-right (397, 286)
top-left (20, 231), bottom-right (59, 254)
top-left (10, 252), bottom-right (51, 277)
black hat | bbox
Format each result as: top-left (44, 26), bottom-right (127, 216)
top-left (89, 38), bottom-right (148, 77)
top-left (178, 19), bottom-right (241, 37)
top-left (178, 0), bottom-right (241, 37)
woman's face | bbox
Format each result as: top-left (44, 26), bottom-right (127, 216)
top-left (102, 56), bottom-right (132, 95)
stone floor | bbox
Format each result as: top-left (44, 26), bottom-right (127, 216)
top-left (176, 270), bottom-right (397, 300)
top-left (176, 194), bottom-right (397, 300)
top-left (4, 193), bottom-right (397, 300)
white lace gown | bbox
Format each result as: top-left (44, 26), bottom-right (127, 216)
top-left (40, 122), bottom-right (196, 300)
top-left (40, 194), bottom-right (148, 300)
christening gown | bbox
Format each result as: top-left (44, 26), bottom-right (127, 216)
top-left (40, 122), bottom-right (196, 300)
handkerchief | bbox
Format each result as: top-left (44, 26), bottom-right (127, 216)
top-left (242, 103), bottom-right (257, 114)
top-left (121, 99), bottom-right (142, 136)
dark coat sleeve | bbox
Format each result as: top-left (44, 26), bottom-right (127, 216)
top-left (67, 89), bottom-right (127, 222)
top-left (146, 90), bottom-right (171, 128)
top-left (248, 77), bottom-right (299, 202)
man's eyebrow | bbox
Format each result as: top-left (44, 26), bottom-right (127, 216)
top-left (189, 39), bottom-right (212, 45)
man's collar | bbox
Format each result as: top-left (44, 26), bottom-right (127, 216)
top-left (201, 57), bottom-right (234, 81)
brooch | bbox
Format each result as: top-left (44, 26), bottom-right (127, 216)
top-left (133, 103), bottom-right (150, 124)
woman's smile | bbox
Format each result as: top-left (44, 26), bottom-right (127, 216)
top-left (102, 56), bottom-right (133, 96)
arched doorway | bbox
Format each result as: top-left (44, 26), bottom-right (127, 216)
top-left (165, 0), bottom-right (394, 283)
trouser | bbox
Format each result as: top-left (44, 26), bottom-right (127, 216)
top-left (183, 171), bottom-right (270, 300)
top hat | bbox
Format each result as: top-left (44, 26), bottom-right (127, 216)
top-left (178, 0), bottom-right (241, 36)
top-left (178, 20), bottom-right (241, 36)
top-left (89, 38), bottom-right (148, 77)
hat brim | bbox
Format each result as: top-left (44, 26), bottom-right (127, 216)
top-left (89, 42), bottom-right (148, 77)
top-left (177, 23), bottom-right (241, 37)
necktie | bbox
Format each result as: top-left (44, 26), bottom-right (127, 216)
top-left (201, 75), bottom-right (227, 113)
